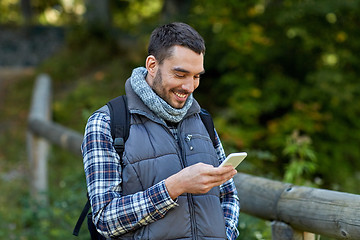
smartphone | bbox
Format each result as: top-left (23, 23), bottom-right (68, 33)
top-left (219, 152), bottom-right (247, 168)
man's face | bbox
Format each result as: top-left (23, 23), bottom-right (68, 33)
top-left (149, 45), bottom-right (204, 109)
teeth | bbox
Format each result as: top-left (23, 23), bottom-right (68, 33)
top-left (175, 92), bottom-right (186, 98)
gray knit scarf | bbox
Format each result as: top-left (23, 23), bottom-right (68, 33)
top-left (130, 67), bottom-right (193, 123)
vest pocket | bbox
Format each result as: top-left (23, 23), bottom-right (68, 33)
top-left (183, 133), bottom-right (218, 167)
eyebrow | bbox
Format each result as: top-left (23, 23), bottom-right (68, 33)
top-left (172, 67), bottom-right (205, 75)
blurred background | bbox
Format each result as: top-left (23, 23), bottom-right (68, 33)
top-left (0, 0), bottom-right (359, 239)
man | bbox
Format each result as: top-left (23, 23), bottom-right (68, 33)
top-left (82, 22), bottom-right (240, 240)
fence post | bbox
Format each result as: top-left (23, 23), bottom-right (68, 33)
top-left (27, 73), bottom-right (52, 205)
top-left (271, 221), bottom-right (303, 240)
top-left (271, 221), bottom-right (316, 240)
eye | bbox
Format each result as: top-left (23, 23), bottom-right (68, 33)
top-left (175, 73), bottom-right (186, 78)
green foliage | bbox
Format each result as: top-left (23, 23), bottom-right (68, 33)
top-left (38, 25), bottom-right (120, 83)
top-left (111, 0), bottom-right (164, 31)
top-left (2, 0), bottom-right (360, 239)
top-left (0, 0), bottom-right (22, 24)
top-left (189, 0), bottom-right (360, 194)
top-left (238, 214), bottom-right (272, 240)
top-left (0, 75), bottom-right (88, 239)
top-left (52, 58), bottom-right (133, 130)
top-left (283, 130), bottom-right (317, 186)
top-left (14, 148), bottom-right (88, 240)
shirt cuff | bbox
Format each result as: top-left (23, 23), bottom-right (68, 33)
top-left (226, 225), bottom-right (240, 240)
top-left (146, 180), bottom-right (179, 218)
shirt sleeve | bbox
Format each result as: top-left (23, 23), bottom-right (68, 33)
top-left (214, 129), bottom-right (241, 240)
top-left (81, 111), bottom-right (178, 238)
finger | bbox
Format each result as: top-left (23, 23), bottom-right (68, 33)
top-left (207, 169), bottom-right (237, 186)
top-left (210, 165), bottom-right (236, 176)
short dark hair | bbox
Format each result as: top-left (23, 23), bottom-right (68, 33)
top-left (148, 22), bottom-right (205, 64)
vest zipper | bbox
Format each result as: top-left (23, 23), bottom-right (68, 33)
top-left (166, 122), bottom-right (199, 239)
top-left (188, 194), bottom-right (198, 240)
top-left (180, 133), bottom-right (198, 240)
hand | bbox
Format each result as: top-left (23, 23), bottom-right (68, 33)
top-left (165, 162), bottom-right (237, 200)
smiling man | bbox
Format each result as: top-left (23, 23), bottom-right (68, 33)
top-left (82, 22), bottom-right (240, 240)
top-left (146, 45), bottom-right (204, 109)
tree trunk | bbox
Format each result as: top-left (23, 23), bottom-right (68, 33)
top-left (161, 0), bottom-right (192, 23)
top-left (20, 0), bottom-right (32, 25)
top-left (84, 0), bottom-right (111, 27)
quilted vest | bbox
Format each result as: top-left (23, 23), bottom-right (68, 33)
top-left (116, 81), bottom-right (227, 240)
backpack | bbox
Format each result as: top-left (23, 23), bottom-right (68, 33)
top-left (73, 95), bottom-right (217, 239)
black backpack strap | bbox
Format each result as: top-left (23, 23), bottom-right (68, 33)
top-left (106, 95), bottom-right (130, 155)
top-left (199, 108), bottom-right (217, 147)
top-left (73, 95), bottom-right (130, 238)
top-left (73, 199), bottom-right (91, 236)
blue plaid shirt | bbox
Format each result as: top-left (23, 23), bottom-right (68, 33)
top-left (82, 111), bottom-right (240, 239)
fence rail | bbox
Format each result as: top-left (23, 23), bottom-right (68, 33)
top-left (234, 173), bottom-right (360, 239)
top-left (27, 74), bottom-right (360, 240)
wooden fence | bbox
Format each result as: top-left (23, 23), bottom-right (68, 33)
top-left (27, 74), bottom-right (360, 240)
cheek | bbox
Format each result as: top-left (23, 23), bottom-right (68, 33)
top-left (163, 74), bottom-right (177, 88)
top-left (168, 78), bottom-right (182, 90)
top-left (194, 79), bottom-right (200, 89)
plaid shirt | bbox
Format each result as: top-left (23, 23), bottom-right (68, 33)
top-left (82, 111), bottom-right (240, 239)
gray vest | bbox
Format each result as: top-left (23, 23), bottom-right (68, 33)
top-left (117, 110), bottom-right (227, 240)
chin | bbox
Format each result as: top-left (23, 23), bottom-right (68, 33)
top-left (172, 103), bottom-right (185, 109)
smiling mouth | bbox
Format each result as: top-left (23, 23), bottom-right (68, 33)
top-left (174, 92), bottom-right (187, 99)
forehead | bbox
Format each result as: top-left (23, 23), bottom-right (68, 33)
top-left (163, 45), bottom-right (204, 73)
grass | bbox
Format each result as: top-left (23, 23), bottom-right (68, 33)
top-left (0, 71), bottom-right (36, 239)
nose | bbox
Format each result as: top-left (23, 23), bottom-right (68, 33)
top-left (181, 78), bottom-right (196, 93)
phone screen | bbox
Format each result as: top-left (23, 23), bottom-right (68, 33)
top-left (219, 152), bottom-right (247, 168)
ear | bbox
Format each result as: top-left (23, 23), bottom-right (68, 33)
top-left (145, 55), bottom-right (158, 78)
